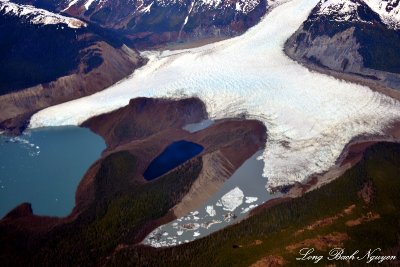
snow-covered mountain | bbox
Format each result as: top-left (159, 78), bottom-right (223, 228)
top-left (14, 0), bottom-right (268, 46)
top-left (0, 0), bottom-right (86, 28)
top-left (315, 0), bottom-right (400, 29)
top-left (364, 0), bottom-right (400, 29)
top-left (286, 0), bottom-right (400, 92)
top-left (60, 0), bottom-right (262, 15)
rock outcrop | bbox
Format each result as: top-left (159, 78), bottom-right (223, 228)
top-left (15, 0), bottom-right (269, 47)
top-left (0, 1), bottom-right (145, 133)
top-left (285, 0), bottom-right (400, 98)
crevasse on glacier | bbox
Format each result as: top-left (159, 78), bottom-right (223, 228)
top-left (30, 0), bottom-right (400, 188)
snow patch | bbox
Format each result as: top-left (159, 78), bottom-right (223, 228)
top-left (316, 0), bottom-right (400, 29)
top-left (364, 0), bottom-right (400, 29)
top-left (0, 0), bottom-right (86, 28)
top-left (84, 0), bottom-right (96, 10)
top-left (61, 0), bottom-right (79, 12)
top-left (140, 1), bottom-right (154, 13)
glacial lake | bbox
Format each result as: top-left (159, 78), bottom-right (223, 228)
top-left (144, 151), bottom-right (281, 247)
top-left (0, 126), bottom-right (105, 218)
top-left (143, 140), bottom-right (204, 181)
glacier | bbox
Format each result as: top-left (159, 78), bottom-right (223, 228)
top-left (29, 0), bottom-right (400, 188)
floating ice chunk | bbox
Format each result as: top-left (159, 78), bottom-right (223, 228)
top-left (220, 187), bottom-right (244, 212)
top-left (193, 231), bottom-right (200, 237)
top-left (177, 231), bottom-right (184, 236)
top-left (206, 205), bottom-right (216, 217)
top-left (201, 220), bottom-right (222, 229)
top-left (245, 197), bottom-right (258, 204)
top-left (241, 204), bottom-right (258, 214)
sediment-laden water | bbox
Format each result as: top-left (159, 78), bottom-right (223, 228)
top-left (0, 127), bottom-right (105, 218)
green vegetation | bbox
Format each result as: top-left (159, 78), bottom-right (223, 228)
top-left (0, 150), bottom-right (202, 266)
top-left (1, 143), bottom-right (400, 267)
top-left (108, 143), bottom-right (400, 266)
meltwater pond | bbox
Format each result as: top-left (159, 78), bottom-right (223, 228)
top-left (0, 126), bottom-right (105, 218)
top-left (143, 140), bottom-right (204, 181)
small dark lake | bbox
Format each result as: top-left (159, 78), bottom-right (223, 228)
top-left (143, 140), bottom-right (204, 181)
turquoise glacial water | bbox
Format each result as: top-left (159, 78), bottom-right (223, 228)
top-left (0, 126), bottom-right (105, 218)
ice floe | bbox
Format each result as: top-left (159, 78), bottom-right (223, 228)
top-left (245, 196), bottom-right (258, 204)
top-left (241, 204), bottom-right (258, 213)
top-left (220, 187), bottom-right (244, 212)
top-left (206, 205), bottom-right (216, 217)
top-left (143, 181), bottom-right (268, 247)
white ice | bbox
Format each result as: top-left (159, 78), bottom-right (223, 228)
top-left (220, 187), bottom-right (244, 212)
top-left (0, 0), bottom-right (86, 28)
top-left (241, 204), bottom-right (258, 214)
top-left (245, 196), bottom-right (258, 204)
top-left (29, 0), bottom-right (400, 188)
top-left (84, 0), bottom-right (96, 10)
top-left (364, 0), bottom-right (400, 29)
top-left (206, 205), bottom-right (216, 217)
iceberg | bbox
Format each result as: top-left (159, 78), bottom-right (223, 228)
top-left (205, 205), bottom-right (216, 217)
top-left (220, 187), bottom-right (244, 212)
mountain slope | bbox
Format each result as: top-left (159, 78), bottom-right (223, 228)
top-left (108, 142), bottom-right (400, 266)
top-left (14, 0), bottom-right (268, 47)
top-left (0, 0), bottom-right (145, 133)
top-left (285, 0), bottom-right (400, 95)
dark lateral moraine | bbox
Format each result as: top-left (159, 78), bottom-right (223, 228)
top-left (143, 140), bottom-right (204, 181)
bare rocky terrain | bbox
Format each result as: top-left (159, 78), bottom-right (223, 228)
top-left (285, 0), bottom-right (400, 100)
top-left (0, 1), bottom-right (146, 134)
top-left (15, 0), bottom-right (269, 48)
